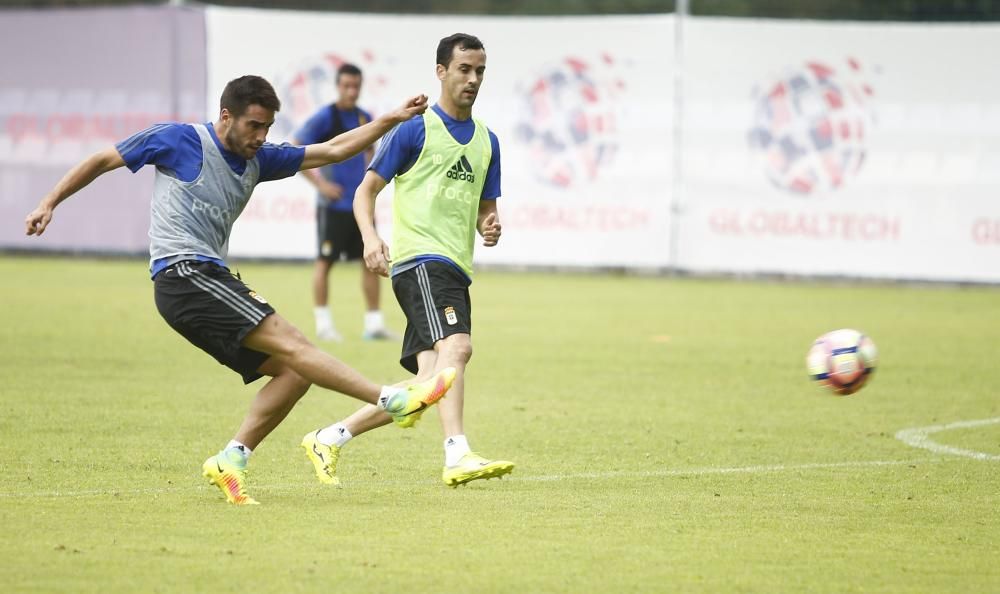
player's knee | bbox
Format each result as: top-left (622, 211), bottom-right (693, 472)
top-left (286, 369), bottom-right (311, 396)
top-left (272, 329), bottom-right (315, 362)
top-left (267, 365), bottom-right (311, 398)
top-left (442, 336), bottom-right (473, 364)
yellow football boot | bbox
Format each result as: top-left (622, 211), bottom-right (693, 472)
top-left (201, 450), bottom-right (259, 505)
top-left (384, 367), bottom-right (457, 428)
top-left (442, 453), bottom-right (515, 487)
top-left (300, 430), bottom-right (341, 486)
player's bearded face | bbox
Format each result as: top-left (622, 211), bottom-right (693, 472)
top-left (443, 48), bottom-right (486, 109)
top-left (225, 104), bottom-right (275, 159)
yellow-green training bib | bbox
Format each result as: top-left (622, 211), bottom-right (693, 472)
top-left (391, 109), bottom-right (492, 277)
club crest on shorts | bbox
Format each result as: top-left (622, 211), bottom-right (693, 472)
top-left (248, 291), bottom-right (268, 304)
top-left (321, 240), bottom-right (333, 257)
top-left (444, 306), bottom-right (458, 325)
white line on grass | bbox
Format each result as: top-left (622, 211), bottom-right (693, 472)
top-left (0, 457), bottom-right (949, 500)
top-left (519, 457), bottom-right (946, 482)
top-left (894, 417), bottom-right (1000, 461)
top-left (7, 416), bottom-right (999, 501)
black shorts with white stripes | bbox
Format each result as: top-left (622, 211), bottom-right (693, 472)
top-left (153, 260), bottom-right (275, 384)
top-left (391, 260), bottom-right (472, 374)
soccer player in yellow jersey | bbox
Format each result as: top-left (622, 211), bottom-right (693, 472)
top-left (300, 34), bottom-right (514, 487)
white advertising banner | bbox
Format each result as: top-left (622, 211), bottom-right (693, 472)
top-left (678, 18), bottom-right (1000, 282)
top-left (207, 8), bottom-right (675, 268)
top-left (207, 10), bottom-right (1000, 282)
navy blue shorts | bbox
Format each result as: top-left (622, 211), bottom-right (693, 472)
top-left (317, 207), bottom-right (364, 263)
top-left (391, 261), bottom-right (471, 374)
top-left (154, 260), bottom-right (274, 384)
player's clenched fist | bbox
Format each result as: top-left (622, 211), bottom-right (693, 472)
top-left (25, 204), bottom-right (54, 236)
top-left (479, 212), bottom-right (501, 247)
top-left (391, 94), bottom-right (429, 122)
top-left (363, 236), bottom-right (392, 277)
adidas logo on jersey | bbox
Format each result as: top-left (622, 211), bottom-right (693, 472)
top-left (446, 155), bottom-right (475, 183)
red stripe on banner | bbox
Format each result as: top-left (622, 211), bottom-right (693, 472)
top-left (565, 57), bottom-right (587, 73)
top-left (790, 177), bottom-right (813, 194)
top-left (822, 154), bottom-right (843, 187)
top-left (816, 117), bottom-right (833, 140)
top-left (825, 90), bottom-right (843, 109)
top-left (807, 61), bottom-right (835, 79)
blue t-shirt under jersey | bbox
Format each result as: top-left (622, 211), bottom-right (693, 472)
top-left (294, 106), bottom-right (374, 212)
top-left (369, 104), bottom-right (502, 279)
top-left (115, 122), bottom-right (305, 276)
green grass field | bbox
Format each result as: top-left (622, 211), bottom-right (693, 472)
top-left (1, 255), bottom-right (998, 594)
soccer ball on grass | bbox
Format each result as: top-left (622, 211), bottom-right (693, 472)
top-left (806, 329), bottom-right (877, 396)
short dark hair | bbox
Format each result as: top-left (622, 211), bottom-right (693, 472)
top-left (436, 33), bottom-right (485, 68)
top-left (336, 63), bottom-right (363, 82)
top-left (219, 75), bottom-right (281, 118)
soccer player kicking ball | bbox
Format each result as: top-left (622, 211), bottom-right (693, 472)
top-left (24, 75), bottom-right (455, 505)
top-left (300, 34), bottom-right (514, 488)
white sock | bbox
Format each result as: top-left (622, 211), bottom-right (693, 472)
top-left (316, 422), bottom-right (353, 447)
top-left (364, 310), bottom-right (385, 332)
top-left (314, 306), bottom-right (333, 330)
top-left (444, 435), bottom-right (471, 467)
top-left (377, 385), bottom-right (402, 411)
top-left (225, 439), bottom-right (252, 461)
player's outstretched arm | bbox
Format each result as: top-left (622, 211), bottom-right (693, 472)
top-left (291, 135), bottom-right (343, 201)
top-left (354, 170), bottom-right (392, 277)
top-left (477, 200), bottom-right (502, 247)
top-left (24, 147), bottom-right (126, 236)
top-left (299, 94), bottom-right (428, 171)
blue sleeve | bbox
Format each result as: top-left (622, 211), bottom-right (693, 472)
top-left (256, 142), bottom-right (306, 182)
top-left (482, 130), bottom-right (501, 200)
top-left (370, 117), bottom-right (424, 181)
top-left (294, 108), bottom-right (333, 146)
top-left (115, 123), bottom-right (185, 173)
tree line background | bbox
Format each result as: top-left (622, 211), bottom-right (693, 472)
top-left (1, 0), bottom-right (998, 20)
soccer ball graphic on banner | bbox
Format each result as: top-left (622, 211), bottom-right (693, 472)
top-left (806, 329), bottom-right (878, 395)
top-left (515, 55), bottom-right (625, 188)
top-left (749, 59), bottom-right (875, 195)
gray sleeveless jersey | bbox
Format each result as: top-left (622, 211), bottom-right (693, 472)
top-left (148, 124), bottom-right (259, 268)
